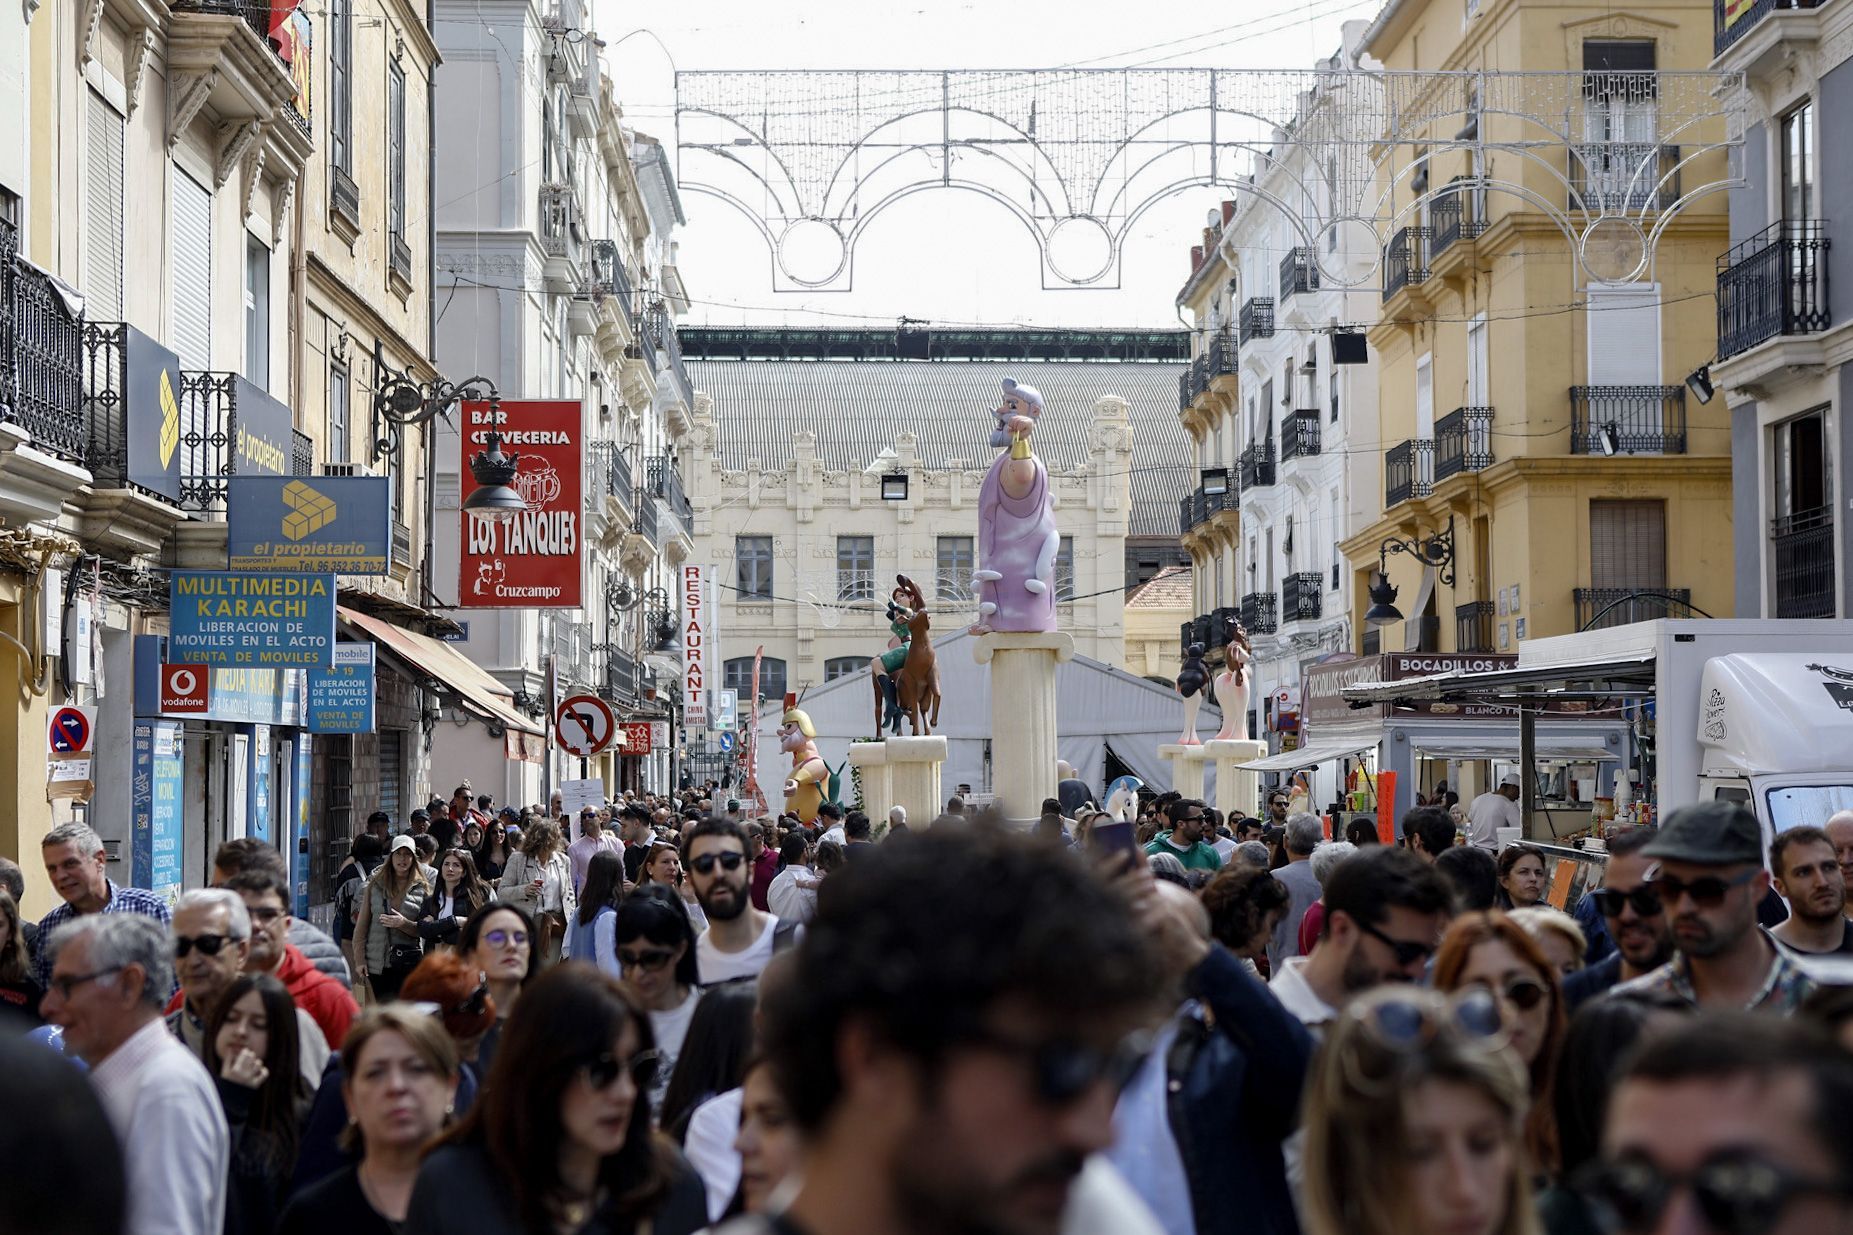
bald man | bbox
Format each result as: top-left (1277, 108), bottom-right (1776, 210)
top-left (1826, 811), bottom-right (1853, 887)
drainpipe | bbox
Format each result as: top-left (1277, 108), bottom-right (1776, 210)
top-left (424, 0), bottom-right (440, 614)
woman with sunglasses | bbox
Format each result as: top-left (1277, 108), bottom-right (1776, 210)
top-left (1435, 911), bottom-right (1569, 1179)
top-left (640, 841), bottom-right (708, 933)
top-left (459, 904), bottom-right (541, 1073)
top-left (404, 966), bottom-right (707, 1235)
top-left (1302, 985), bottom-right (1539, 1235)
top-left (207, 972), bottom-right (314, 1235)
top-left (615, 888), bottom-right (703, 1122)
top-left (1495, 844), bottom-right (1549, 912)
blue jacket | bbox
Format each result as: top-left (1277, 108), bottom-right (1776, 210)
top-left (1167, 947), bottom-right (1316, 1235)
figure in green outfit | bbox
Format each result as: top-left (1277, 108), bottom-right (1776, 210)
top-left (869, 578), bottom-right (925, 736)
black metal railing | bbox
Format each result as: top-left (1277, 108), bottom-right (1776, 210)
top-left (1430, 178), bottom-right (1488, 257)
top-left (1569, 386), bottom-right (1687, 455)
top-left (1185, 354), bottom-right (1210, 404)
top-left (648, 453), bottom-right (691, 524)
top-left (1208, 327), bottom-right (1237, 377)
top-left (1280, 410), bottom-right (1321, 461)
top-left (651, 312), bottom-right (695, 410)
top-left (292, 428), bottom-right (313, 476)
top-left (1179, 485), bottom-right (1230, 534)
top-left (1240, 440), bottom-right (1276, 490)
top-left (1575, 587), bottom-right (1693, 631)
top-left (177, 371), bottom-right (237, 512)
top-left (610, 446), bottom-right (635, 514)
top-left (1241, 591), bottom-right (1278, 635)
top-left (605, 646), bottom-right (640, 704)
top-left (330, 167), bottom-right (361, 232)
top-left (584, 239), bottom-right (637, 329)
top-left (1717, 221), bottom-right (1831, 359)
top-left (1177, 372), bottom-right (1192, 413)
top-left (1239, 297), bottom-right (1275, 344)
top-left (171, 0), bottom-right (276, 53)
top-left (2, 232), bottom-right (88, 463)
top-left (636, 489), bottom-right (658, 545)
top-left (81, 321), bottom-right (130, 487)
top-left (1570, 144), bottom-right (1681, 212)
top-left (1716, 0), bottom-right (1823, 55)
top-left (1279, 248), bottom-right (1320, 301)
top-left (1383, 226), bottom-right (1431, 300)
top-left (1386, 439), bottom-right (1435, 506)
top-left (1283, 572), bottom-right (1323, 623)
top-left (1771, 507), bottom-right (1836, 619)
top-left (1433, 407), bottom-right (1494, 481)
top-left (1455, 600), bottom-right (1496, 652)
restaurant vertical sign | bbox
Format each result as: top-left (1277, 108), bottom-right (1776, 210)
top-left (681, 563), bottom-right (712, 729)
top-left (459, 400), bottom-right (583, 608)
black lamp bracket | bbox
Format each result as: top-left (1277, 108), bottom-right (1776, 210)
top-left (1377, 517), bottom-right (1456, 589)
top-left (374, 375), bottom-right (501, 459)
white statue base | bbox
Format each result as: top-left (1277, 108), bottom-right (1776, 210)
top-left (974, 631), bottom-right (1075, 823)
top-left (848, 742), bottom-right (894, 824)
top-left (870, 736), bottom-right (947, 829)
top-left (1158, 743), bottom-right (1209, 800)
top-left (1205, 739), bottom-right (1268, 821)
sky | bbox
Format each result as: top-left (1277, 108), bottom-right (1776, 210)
top-left (594, 0), bottom-right (1385, 330)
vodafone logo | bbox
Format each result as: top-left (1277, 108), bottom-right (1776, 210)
top-left (161, 663), bottom-right (211, 713)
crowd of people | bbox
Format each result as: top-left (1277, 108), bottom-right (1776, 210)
top-left (8, 778), bottom-right (1853, 1235)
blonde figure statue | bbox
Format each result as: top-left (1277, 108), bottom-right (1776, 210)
top-left (1213, 616), bottom-right (1253, 741)
top-left (779, 695), bottom-right (829, 825)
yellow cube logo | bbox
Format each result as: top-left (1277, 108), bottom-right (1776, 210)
top-left (158, 369), bottom-right (180, 468)
top-left (281, 480), bottom-right (337, 541)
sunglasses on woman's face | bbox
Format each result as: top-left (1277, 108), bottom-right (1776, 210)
top-left (581, 1048), bottom-right (661, 1091)
top-left (617, 946), bottom-right (677, 972)
top-left (1470, 975), bottom-right (1549, 1012)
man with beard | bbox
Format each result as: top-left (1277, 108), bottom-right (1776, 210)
top-left (686, 817), bottom-right (798, 984)
top-left (1770, 826), bottom-right (1853, 954)
top-left (1563, 826), bottom-right (1675, 1010)
top-left (1266, 846), bottom-right (1452, 1029)
top-left (728, 830), bottom-right (1160, 1235)
top-left (1614, 801), bottom-right (1817, 1013)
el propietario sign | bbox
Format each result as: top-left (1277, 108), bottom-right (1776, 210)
top-left (458, 399), bottom-right (583, 609)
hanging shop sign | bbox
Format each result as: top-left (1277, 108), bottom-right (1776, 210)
top-left (124, 326), bottom-right (183, 501)
top-left (307, 643), bottom-right (376, 734)
top-left (458, 399), bottom-right (583, 608)
top-left (556, 693), bottom-right (616, 758)
top-left (231, 377), bottom-right (296, 477)
top-left (167, 571), bottom-right (337, 668)
top-left (228, 476), bottom-right (392, 574)
top-left (622, 722), bottom-right (655, 755)
top-left (681, 563), bottom-right (713, 729)
top-left (131, 719), bottom-right (185, 900)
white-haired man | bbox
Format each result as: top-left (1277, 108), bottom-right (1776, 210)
top-left (43, 914), bottom-right (228, 1235)
top-left (33, 822), bottom-right (171, 991)
top-left (887, 804), bottom-right (909, 838)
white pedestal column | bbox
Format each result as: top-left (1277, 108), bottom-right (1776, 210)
top-left (1205, 739), bottom-right (1268, 821)
top-left (973, 632), bottom-right (1076, 823)
top-left (884, 735), bottom-right (948, 829)
top-left (1158, 744), bottom-right (1209, 800)
top-left (847, 742), bottom-right (893, 821)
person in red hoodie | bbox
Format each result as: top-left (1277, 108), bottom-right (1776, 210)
top-left (225, 868), bottom-right (359, 1049)
top-left (749, 821), bottom-right (780, 912)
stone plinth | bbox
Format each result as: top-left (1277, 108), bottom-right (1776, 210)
top-left (847, 741), bottom-right (893, 823)
top-left (1157, 743), bottom-right (1208, 800)
top-left (974, 631), bottom-right (1075, 823)
top-left (881, 735), bottom-right (947, 828)
top-left (1205, 739), bottom-right (1268, 820)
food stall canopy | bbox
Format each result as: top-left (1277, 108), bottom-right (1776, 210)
top-left (1338, 652), bottom-right (1657, 705)
top-left (1237, 739), bottom-right (1376, 772)
top-left (1409, 739), bottom-right (1620, 761)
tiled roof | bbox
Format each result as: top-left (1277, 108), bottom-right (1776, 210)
top-left (688, 359), bottom-right (1192, 539)
top-left (1127, 565), bottom-right (1193, 609)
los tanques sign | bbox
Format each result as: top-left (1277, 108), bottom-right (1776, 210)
top-left (458, 400), bottom-right (584, 609)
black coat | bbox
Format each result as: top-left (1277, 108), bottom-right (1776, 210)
top-left (404, 1142), bottom-right (707, 1235)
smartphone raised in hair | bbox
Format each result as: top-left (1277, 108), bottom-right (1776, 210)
top-left (1089, 819), bottom-right (1138, 862)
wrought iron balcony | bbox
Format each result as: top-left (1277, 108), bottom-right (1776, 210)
top-left (1455, 600), bottom-right (1496, 652)
top-left (648, 453), bottom-right (692, 525)
top-left (171, 0), bottom-right (278, 56)
top-left (636, 491), bottom-right (658, 546)
top-left (1716, 0), bottom-right (1824, 56)
top-left (610, 445), bottom-right (635, 515)
top-left (1239, 297), bottom-right (1275, 344)
top-left (583, 239), bottom-right (637, 329)
top-left (2, 224), bottom-right (88, 464)
top-left (1240, 441), bottom-right (1275, 491)
top-left (1178, 372), bottom-right (1192, 413)
top-left (1569, 386), bottom-right (1687, 455)
top-left (1385, 439), bottom-right (1435, 507)
top-left (1241, 591), bottom-right (1278, 635)
top-left (650, 311), bottom-right (695, 410)
top-left (1185, 354), bottom-right (1211, 404)
top-left (604, 645), bottom-right (640, 705)
top-left (540, 183), bottom-right (586, 289)
top-left (1433, 407), bottom-right (1494, 481)
top-left (1570, 144), bottom-right (1680, 212)
top-left (1431, 178), bottom-right (1488, 257)
top-left (1178, 484), bottom-right (1230, 534)
top-left (1208, 327), bottom-right (1237, 377)
top-left (1279, 248), bottom-right (1320, 302)
top-left (1575, 587), bottom-right (1692, 632)
top-left (1282, 572), bottom-right (1323, 623)
top-left (1771, 507), bottom-right (1835, 619)
top-left (81, 321), bottom-right (130, 486)
top-left (1382, 226), bottom-right (1431, 301)
top-left (1178, 611), bottom-right (1219, 660)
top-left (291, 429), bottom-right (313, 476)
top-left (1717, 221), bottom-right (1831, 360)
top-left (1280, 410), bottom-right (1321, 461)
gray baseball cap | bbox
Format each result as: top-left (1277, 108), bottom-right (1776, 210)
top-left (1640, 800), bottom-right (1761, 866)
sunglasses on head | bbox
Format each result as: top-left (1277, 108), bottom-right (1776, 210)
top-left (1342, 987), bottom-right (1510, 1096)
top-left (961, 1025), bottom-right (1153, 1108)
top-left (689, 851), bottom-right (747, 875)
top-left (1648, 866), bottom-right (1758, 909)
top-left (1576, 1151), bottom-right (1853, 1235)
top-left (1591, 885), bottom-right (1663, 918)
top-left (581, 1048), bottom-right (661, 1091)
top-left (174, 933), bottom-right (237, 958)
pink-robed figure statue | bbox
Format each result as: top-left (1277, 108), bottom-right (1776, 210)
top-left (969, 377), bottom-right (1060, 635)
top-left (1212, 615), bottom-right (1252, 741)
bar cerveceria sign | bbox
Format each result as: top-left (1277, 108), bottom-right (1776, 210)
top-left (459, 400), bottom-right (583, 609)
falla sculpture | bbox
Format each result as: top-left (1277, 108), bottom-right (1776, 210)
top-left (969, 377), bottom-right (1060, 635)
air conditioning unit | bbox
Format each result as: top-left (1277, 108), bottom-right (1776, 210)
top-left (323, 462), bottom-right (378, 478)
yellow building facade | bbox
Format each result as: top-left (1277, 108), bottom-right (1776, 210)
top-left (1342, 0), bottom-right (1734, 663)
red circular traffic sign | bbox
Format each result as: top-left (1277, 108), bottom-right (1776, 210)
top-left (555, 693), bottom-right (617, 757)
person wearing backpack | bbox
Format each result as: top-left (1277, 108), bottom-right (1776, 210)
top-left (683, 818), bottom-right (800, 985)
top-left (332, 833), bottom-right (385, 990)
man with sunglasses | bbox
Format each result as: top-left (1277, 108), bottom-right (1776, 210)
top-left (1594, 1014), bottom-right (1853, 1235)
top-left (686, 817), bottom-right (799, 985)
top-left (1613, 801), bottom-right (1817, 1014)
top-left (1563, 827), bottom-right (1675, 1011)
top-left (224, 868), bottom-right (359, 1050)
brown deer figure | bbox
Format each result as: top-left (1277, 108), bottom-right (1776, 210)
top-left (895, 603), bottom-right (941, 736)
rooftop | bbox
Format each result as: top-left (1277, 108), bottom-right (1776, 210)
top-left (1127, 565), bottom-right (1194, 610)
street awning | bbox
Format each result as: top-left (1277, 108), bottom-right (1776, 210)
top-left (1409, 738), bottom-right (1621, 762)
top-left (1339, 652), bottom-right (1657, 704)
top-left (1237, 739), bottom-right (1376, 772)
top-left (336, 606), bottom-right (543, 736)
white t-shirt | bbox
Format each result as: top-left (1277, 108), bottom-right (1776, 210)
top-left (648, 988), bottom-right (701, 1122)
top-left (696, 913), bottom-right (783, 985)
top-left (1465, 790), bottom-right (1521, 850)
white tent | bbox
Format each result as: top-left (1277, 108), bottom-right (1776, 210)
top-left (750, 630), bottom-right (1221, 806)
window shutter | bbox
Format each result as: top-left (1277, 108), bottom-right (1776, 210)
top-left (1467, 315), bottom-right (1488, 406)
top-left (1416, 353), bottom-right (1434, 435)
top-left (170, 168), bottom-right (213, 373)
top-left (378, 730), bottom-right (403, 824)
top-left (86, 91), bottom-right (125, 322)
top-left (1587, 283), bottom-right (1662, 386)
top-left (1589, 500), bottom-right (1666, 590)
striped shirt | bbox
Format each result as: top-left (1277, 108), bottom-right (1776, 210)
top-left (33, 879), bottom-right (173, 990)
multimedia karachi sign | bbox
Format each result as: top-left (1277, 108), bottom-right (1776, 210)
top-left (228, 476), bottom-right (392, 574)
top-left (168, 571), bottom-right (336, 668)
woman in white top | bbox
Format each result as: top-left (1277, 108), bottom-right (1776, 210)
top-left (495, 818), bottom-right (576, 966)
top-left (614, 886), bottom-right (702, 1124)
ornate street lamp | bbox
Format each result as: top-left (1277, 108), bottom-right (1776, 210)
top-left (373, 373), bottom-right (527, 524)
top-left (1363, 520), bottom-right (1456, 628)
top-left (463, 432), bottom-right (529, 525)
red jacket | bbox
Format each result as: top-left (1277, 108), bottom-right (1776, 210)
top-left (276, 944), bottom-right (359, 1049)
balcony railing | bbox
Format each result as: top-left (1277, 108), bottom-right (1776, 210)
top-left (1431, 178), bottom-right (1488, 257)
top-left (2, 227), bottom-right (88, 464)
top-left (1178, 484), bottom-right (1231, 534)
top-left (171, 0), bottom-right (276, 53)
top-left (1575, 587), bottom-right (1692, 631)
top-left (1208, 327), bottom-right (1237, 377)
top-left (1716, 0), bottom-right (1824, 56)
top-left (1239, 297), bottom-right (1275, 344)
top-left (1771, 507), bottom-right (1836, 619)
top-left (1433, 407), bottom-right (1494, 481)
top-left (1280, 410), bottom-right (1321, 461)
top-left (636, 489), bottom-right (658, 545)
top-left (291, 428), bottom-right (313, 477)
top-left (1241, 591), bottom-right (1278, 635)
top-left (81, 321), bottom-right (130, 487)
top-left (583, 239), bottom-right (636, 329)
top-left (835, 568), bottom-right (877, 603)
top-left (1717, 221), bottom-right (1831, 360)
top-left (609, 445), bottom-right (635, 515)
top-left (1177, 372), bottom-right (1192, 413)
top-left (1279, 248), bottom-right (1320, 302)
top-left (1570, 144), bottom-right (1680, 212)
top-left (1282, 572), bottom-right (1323, 623)
top-left (540, 183), bottom-right (586, 270)
top-left (650, 311), bottom-right (695, 410)
top-left (648, 453), bottom-right (691, 525)
top-left (1240, 441), bottom-right (1276, 491)
top-left (1185, 354), bottom-right (1211, 404)
top-left (604, 645), bottom-right (640, 705)
top-left (1455, 600), bottom-right (1496, 652)
top-left (1383, 226), bottom-right (1431, 301)
top-left (1569, 386), bottom-right (1687, 455)
top-left (1386, 439), bottom-right (1435, 507)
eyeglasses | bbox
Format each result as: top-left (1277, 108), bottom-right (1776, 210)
top-left (617, 946), bottom-right (677, 972)
top-left (1591, 886), bottom-right (1663, 918)
top-left (450, 979), bottom-right (491, 1019)
top-left (1342, 988), bottom-right (1509, 1097)
top-left (689, 851), bottom-right (747, 875)
top-left (1648, 867), bottom-right (1759, 910)
top-left (1469, 975), bottom-right (1550, 1013)
top-left (581, 1048), bottom-right (661, 1091)
top-left (48, 967), bottom-right (124, 1000)
top-left (174, 933), bottom-right (239, 958)
top-left (960, 1026), bottom-right (1153, 1108)
top-left (1353, 917), bottom-right (1437, 968)
top-left (1576, 1152), bottom-right (1853, 1235)
top-left (484, 928), bottom-right (529, 948)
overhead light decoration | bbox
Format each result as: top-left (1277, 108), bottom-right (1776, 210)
top-left (462, 431), bottom-right (529, 525)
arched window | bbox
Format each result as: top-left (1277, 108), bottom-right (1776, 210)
top-left (723, 656), bottom-right (786, 703)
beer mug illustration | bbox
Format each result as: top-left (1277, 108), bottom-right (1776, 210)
top-left (513, 460), bottom-right (561, 507)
